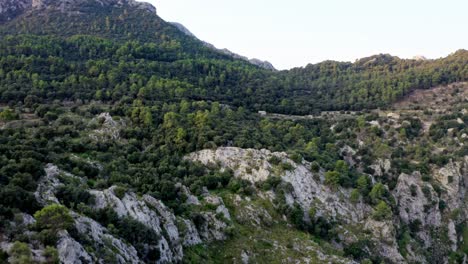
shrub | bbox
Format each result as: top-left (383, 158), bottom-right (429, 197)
top-left (0, 108), bottom-right (18, 121)
top-left (9, 241), bottom-right (32, 264)
top-left (325, 171), bottom-right (340, 188)
top-left (113, 186), bottom-right (127, 199)
top-left (350, 189), bottom-right (360, 203)
top-left (44, 246), bottom-right (60, 264)
top-left (372, 201), bottom-right (392, 221)
top-left (369, 183), bottom-right (387, 204)
top-left (280, 162), bottom-right (294, 171)
top-left (34, 204), bottom-right (74, 232)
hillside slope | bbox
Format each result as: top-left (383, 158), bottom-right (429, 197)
top-left (0, 0), bottom-right (467, 263)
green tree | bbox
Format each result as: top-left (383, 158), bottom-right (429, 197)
top-left (369, 183), bottom-right (387, 204)
top-left (325, 171), bottom-right (340, 188)
top-left (9, 241), bottom-right (32, 264)
top-left (350, 189), bottom-right (360, 204)
top-left (0, 108), bottom-right (18, 121)
top-left (34, 204), bottom-right (74, 232)
top-left (44, 246), bottom-right (59, 264)
top-left (373, 201), bottom-right (392, 221)
top-left (357, 175), bottom-right (369, 194)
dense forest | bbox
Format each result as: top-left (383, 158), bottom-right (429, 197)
top-left (0, 5), bottom-right (467, 114)
top-left (0, 1), bottom-right (467, 263)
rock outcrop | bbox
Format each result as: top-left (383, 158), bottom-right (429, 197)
top-left (90, 187), bottom-right (183, 263)
top-left (56, 231), bottom-right (94, 264)
top-left (0, 0), bottom-right (156, 21)
top-left (187, 147), bottom-right (371, 223)
top-left (0, 0), bottom-right (31, 22)
top-left (30, 163), bottom-right (232, 263)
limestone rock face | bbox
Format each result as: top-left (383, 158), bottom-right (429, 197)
top-left (187, 148), bottom-right (274, 183)
top-left (34, 164), bottom-right (65, 205)
top-left (0, 0), bottom-right (31, 21)
top-left (32, 0), bottom-right (156, 13)
top-left (187, 147), bottom-right (371, 223)
top-left (364, 219), bottom-right (405, 263)
top-left (89, 112), bottom-right (123, 141)
top-left (394, 172), bottom-right (441, 227)
top-left (90, 187), bottom-right (182, 263)
top-left (74, 214), bottom-right (142, 263)
top-left (32, 162), bottom-right (231, 263)
top-left (35, 163), bottom-right (84, 205)
top-left (0, 0), bottom-right (156, 21)
top-left (56, 231), bottom-right (94, 264)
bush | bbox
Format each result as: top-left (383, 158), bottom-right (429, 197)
top-left (9, 241), bottom-right (32, 264)
top-left (325, 171), bottom-right (340, 188)
top-left (369, 183), bottom-right (387, 204)
top-left (350, 189), bottom-right (360, 203)
top-left (372, 201), bottom-right (392, 221)
top-left (34, 204), bottom-right (74, 232)
top-left (56, 185), bottom-right (95, 208)
top-left (280, 162), bottom-right (294, 171)
top-left (344, 239), bottom-right (371, 260)
top-left (0, 108), bottom-right (18, 121)
top-left (113, 186), bottom-right (127, 199)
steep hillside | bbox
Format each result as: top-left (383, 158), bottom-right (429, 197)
top-left (0, 0), bottom-right (467, 263)
top-left (0, 0), bottom-right (467, 114)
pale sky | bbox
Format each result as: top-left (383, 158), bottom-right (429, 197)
top-left (150, 0), bottom-right (467, 70)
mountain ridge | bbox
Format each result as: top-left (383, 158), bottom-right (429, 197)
top-left (0, 0), bottom-right (467, 263)
top-left (171, 21), bottom-right (277, 71)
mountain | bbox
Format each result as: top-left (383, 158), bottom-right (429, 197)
top-left (171, 22), bottom-right (277, 71)
top-left (0, 0), bottom-right (467, 263)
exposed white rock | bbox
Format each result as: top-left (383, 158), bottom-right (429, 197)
top-left (35, 163), bottom-right (84, 205)
top-left (433, 159), bottom-right (467, 212)
top-left (241, 250), bottom-right (249, 264)
top-left (34, 164), bottom-right (63, 205)
top-left (394, 172), bottom-right (441, 227)
top-left (197, 211), bottom-right (228, 241)
top-left (387, 112), bottom-right (400, 119)
top-left (370, 159), bottom-right (391, 177)
top-left (31, 0), bottom-right (156, 13)
top-left (448, 220), bottom-right (458, 251)
top-left (340, 145), bottom-right (357, 167)
top-left (204, 195), bottom-right (231, 221)
top-left (57, 230), bottom-right (94, 264)
top-left (89, 112), bottom-right (122, 141)
top-left (0, 0), bottom-right (31, 21)
top-left (368, 120), bottom-right (380, 127)
top-left (143, 195), bottom-right (184, 259)
top-left (74, 214), bottom-right (141, 264)
top-left (187, 147), bottom-right (371, 223)
top-left (179, 219), bottom-right (202, 246)
top-left (90, 186), bottom-right (181, 263)
top-left (187, 148), bottom-right (275, 182)
top-left (364, 219), bottom-right (405, 263)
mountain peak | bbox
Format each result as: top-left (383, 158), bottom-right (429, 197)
top-left (0, 0), bottom-right (156, 22)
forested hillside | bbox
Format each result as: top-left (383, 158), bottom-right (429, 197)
top-left (0, 0), bottom-right (467, 113)
top-left (0, 0), bottom-right (467, 263)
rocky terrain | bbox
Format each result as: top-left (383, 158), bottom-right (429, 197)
top-left (0, 0), bottom-right (156, 21)
top-left (0, 0), bottom-right (467, 263)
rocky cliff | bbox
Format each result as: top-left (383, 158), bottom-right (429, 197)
top-left (0, 0), bottom-right (155, 21)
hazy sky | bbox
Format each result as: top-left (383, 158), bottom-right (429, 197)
top-left (150, 0), bottom-right (467, 70)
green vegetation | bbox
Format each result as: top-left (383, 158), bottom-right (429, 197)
top-left (372, 201), bottom-right (392, 221)
top-left (0, 1), bottom-right (466, 263)
top-left (9, 241), bottom-right (33, 264)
